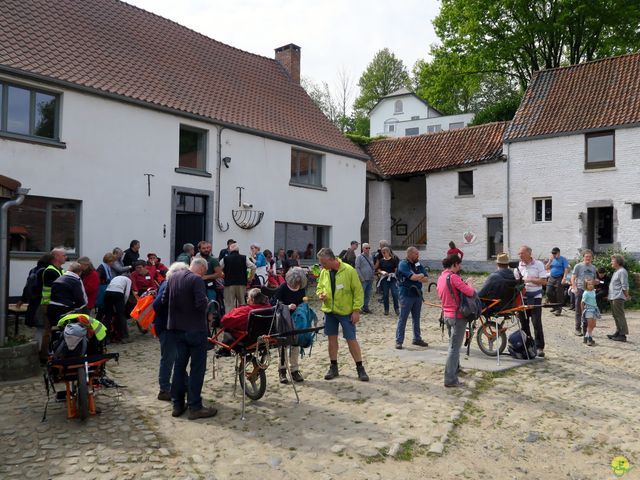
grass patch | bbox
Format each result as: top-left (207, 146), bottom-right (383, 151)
top-left (353, 398), bottom-right (367, 404)
top-left (364, 448), bottom-right (386, 464)
top-left (396, 439), bottom-right (424, 461)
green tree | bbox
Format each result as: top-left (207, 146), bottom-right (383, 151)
top-left (434, 0), bottom-right (640, 90)
top-left (353, 48), bottom-right (411, 112)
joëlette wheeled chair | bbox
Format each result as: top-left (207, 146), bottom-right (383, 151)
top-left (209, 303), bottom-right (322, 419)
top-left (43, 313), bottom-right (119, 421)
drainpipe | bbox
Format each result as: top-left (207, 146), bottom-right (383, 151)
top-left (0, 187), bottom-right (29, 346)
top-left (215, 126), bottom-right (229, 232)
top-left (505, 143), bottom-right (511, 255)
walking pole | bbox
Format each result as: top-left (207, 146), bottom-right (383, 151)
top-left (496, 316), bottom-right (500, 367)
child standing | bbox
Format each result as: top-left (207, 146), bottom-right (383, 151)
top-left (581, 280), bottom-right (601, 346)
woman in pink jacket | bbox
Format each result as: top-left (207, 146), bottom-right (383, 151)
top-left (436, 254), bottom-right (476, 388)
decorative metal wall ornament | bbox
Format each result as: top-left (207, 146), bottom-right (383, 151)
top-left (232, 186), bottom-right (264, 229)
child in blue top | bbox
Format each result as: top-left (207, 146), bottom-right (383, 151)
top-left (581, 280), bottom-right (600, 346)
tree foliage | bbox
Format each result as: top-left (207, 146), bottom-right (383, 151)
top-left (469, 94), bottom-right (522, 125)
top-left (434, 0), bottom-right (640, 90)
top-left (353, 48), bottom-right (411, 112)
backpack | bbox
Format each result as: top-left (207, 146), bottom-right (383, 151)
top-left (291, 303), bottom-right (319, 353)
top-left (25, 265), bottom-right (44, 301)
top-left (507, 330), bottom-right (537, 359)
top-left (446, 274), bottom-right (483, 321)
top-left (273, 303), bottom-right (297, 346)
top-left (52, 323), bottom-right (88, 360)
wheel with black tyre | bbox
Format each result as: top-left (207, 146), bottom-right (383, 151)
top-left (76, 366), bottom-right (89, 420)
top-left (476, 319), bottom-right (507, 357)
top-left (238, 355), bottom-right (267, 401)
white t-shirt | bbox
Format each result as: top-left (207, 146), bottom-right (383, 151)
top-left (516, 259), bottom-right (546, 297)
top-left (106, 275), bottom-right (132, 300)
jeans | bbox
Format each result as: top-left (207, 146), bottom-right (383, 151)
top-left (361, 280), bottom-right (373, 311)
top-left (444, 317), bottom-right (466, 385)
top-left (171, 330), bottom-right (208, 410)
top-left (103, 291), bottom-right (127, 340)
top-left (574, 289), bottom-right (585, 331)
top-left (158, 330), bottom-right (178, 393)
top-left (611, 298), bottom-right (629, 335)
top-left (381, 277), bottom-right (399, 314)
top-left (520, 293), bottom-right (544, 350)
top-left (546, 276), bottom-right (563, 313)
top-left (396, 294), bottom-right (423, 345)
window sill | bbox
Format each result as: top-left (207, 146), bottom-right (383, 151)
top-left (289, 181), bottom-right (327, 191)
top-left (174, 167), bottom-right (212, 178)
top-left (10, 251), bottom-right (78, 260)
top-left (0, 131), bottom-right (66, 149)
top-left (455, 194), bottom-right (475, 199)
top-left (584, 165), bottom-right (616, 172)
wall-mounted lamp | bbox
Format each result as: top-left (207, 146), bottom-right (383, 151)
top-left (222, 156), bottom-right (231, 168)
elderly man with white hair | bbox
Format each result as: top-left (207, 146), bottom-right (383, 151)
top-left (220, 243), bottom-right (256, 311)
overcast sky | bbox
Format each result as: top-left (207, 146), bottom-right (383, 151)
top-left (127, 0), bottom-right (441, 102)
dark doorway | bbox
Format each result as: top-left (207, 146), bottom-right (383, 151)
top-left (487, 217), bottom-right (503, 259)
top-left (587, 206), bottom-right (614, 253)
top-left (174, 192), bottom-right (207, 259)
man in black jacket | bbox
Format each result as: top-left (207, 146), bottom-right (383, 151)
top-left (122, 239), bottom-right (140, 267)
top-left (220, 243), bottom-right (255, 312)
top-left (47, 262), bottom-right (88, 325)
top-left (162, 257), bottom-right (217, 420)
top-left (478, 253), bottom-right (519, 313)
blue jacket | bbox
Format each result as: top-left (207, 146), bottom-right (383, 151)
top-left (397, 259), bottom-right (427, 297)
top-left (153, 281), bottom-right (169, 334)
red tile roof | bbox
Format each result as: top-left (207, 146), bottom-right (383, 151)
top-left (0, 0), bottom-right (367, 160)
top-left (366, 122), bottom-right (508, 178)
top-left (505, 53), bottom-right (640, 142)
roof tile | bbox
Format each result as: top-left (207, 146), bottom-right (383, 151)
top-left (0, 0), bottom-right (366, 159)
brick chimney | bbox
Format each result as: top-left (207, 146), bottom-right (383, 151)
top-left (275, 44), bottom-right (301, 84)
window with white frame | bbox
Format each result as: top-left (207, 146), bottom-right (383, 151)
top-left (290, 148), bottom-right (323, 187)
top-left (405, 127), bottom-right (419, 136)
top-left (384, 119), bottom-right (398, 133)
top-left (449, 122), bottom-right (464, 130)
top-left (427, 124), bottom-right (441, 133)
top-left (534, 198), bottom-right (552, 222)
top-left (0, 81), bottom-right (60, 141)
top-left (394, 100), bottom-right (403, 114)
top-left (9, 196), bottom-right (80, 254)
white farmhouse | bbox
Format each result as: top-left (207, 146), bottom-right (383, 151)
top-left (365, 122), bottom-right (508, 270)
top-left (0, 0), bottom-right (367, 296)
top-left (505, 53), bottom-right (640, 259)
top-left (369, 88), bottom-right (474, 138)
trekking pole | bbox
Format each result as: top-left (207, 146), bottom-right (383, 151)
top-left (496, 316), bottom-right (500, 366)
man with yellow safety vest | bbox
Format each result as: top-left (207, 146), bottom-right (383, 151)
top-left (37, 248), bottom-right (65, 360)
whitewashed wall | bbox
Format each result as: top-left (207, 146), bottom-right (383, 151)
top-left (3, 76), bottom-right (366, 295)
top-left (507, 128), bottom-right (640, 260)
top-left (425, 161), bottom-right (508, 265)
top-left (367, 179), bottom-right (392, 247)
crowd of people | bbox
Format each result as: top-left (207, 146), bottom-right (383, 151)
top-left (16, 237), bottom-right (632, 419)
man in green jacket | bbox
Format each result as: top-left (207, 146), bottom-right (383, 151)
top-left (316, 248), bottom-right (369, 382)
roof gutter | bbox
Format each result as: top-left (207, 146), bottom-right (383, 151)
top-left (0, 66), bottom-right (369, 162)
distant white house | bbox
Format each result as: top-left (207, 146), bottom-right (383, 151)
top-left (369, 88), bottom-right (475, 138)
top-left (0, 0), bottom-right (367, 296)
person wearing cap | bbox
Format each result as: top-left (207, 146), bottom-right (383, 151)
top-left (355, 243), bottom-right (375, 314)
top-left (478, 253), bottom-right (519, 312)
top-left (147, 252), bottom-right (168, 277)
top-left (340, 241), bottom-right (359, 267)
top-left (545, 247), bottom-right (569, 316)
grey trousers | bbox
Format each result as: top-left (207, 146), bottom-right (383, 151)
top-left (444, 317), bottom-right (466, 386)
top-left (224, 285), bottom-right (246, 312)
top-left (610, 298), bottom-right (629, 335)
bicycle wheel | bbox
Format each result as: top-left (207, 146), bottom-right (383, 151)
top-left (76, 366), bottom-right (89, 420)
top-left (476, 319), bottom-right (507, 357)
top-left (238, 355), bottom-right (267, 401)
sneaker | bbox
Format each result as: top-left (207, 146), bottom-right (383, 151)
top-left (172, 405), bottom-right (187, 417)
top-left (324, 363), bottom-right (339, 380)
top-left (394, 309), bottom-right (400, 316)
top-left (279, 369), bottom-right (289, 384)
top-left (583, 336), bottom-right (588, 344)
top-left (611, 335), bottom-right (627, 342)
top-left (444, 381), bottom-right (465, 388)
top-left (383, 311), bottom-right (389, 316)
top-left (554, 311), bottom-right (562, 317)
top-left (356, 365), bottom-right (369, 382)
top-left (587, 338), bottom-right (596, 346)
top-left (537, 349), bottom-right (545, 358)
top-left (412, 339), bottom-right (429, 347)
top-left (157, 391), bottom-right (171, 402)
top-left (291, 370), bottom-right (304, 383)
top-left (188, 406), bottom-right (218, 420)
top-left (395, 343), bottom-right (403, 350)
top-left (362, 308), bottom-right (371, 314)
top-left (574, 329), bottom-right (583, 336)
top-left (607, 332), bottom-right (620, 339)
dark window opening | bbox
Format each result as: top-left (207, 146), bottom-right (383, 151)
top-left (458, 171), bottom-right (473, 196)
top-left (1, 81), bottom-right (59, 140)
top-left (179, 126), bottom-right (207, 171)
top-left (632, 204), bottom-right (640, 220)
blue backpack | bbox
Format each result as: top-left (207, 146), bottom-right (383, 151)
top-left (291, 303), bottom-right (318, 354)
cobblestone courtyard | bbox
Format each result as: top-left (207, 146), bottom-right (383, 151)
top-left (1, 302), bottom-right (639, 480)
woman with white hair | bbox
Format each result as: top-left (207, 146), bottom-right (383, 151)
top-left (273, 267), bottom-right (308, 383)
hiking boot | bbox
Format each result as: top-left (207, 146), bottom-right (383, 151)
top-left (172, 405), bottom-right (187, 417)
top-left (279, 369), bottom-right (289, 384)
top-left (395, 343), bottom-right (403, 350)
top-left (537, 349), bottom-right (545, 358)
top-left (587, 338), bottom-right (596, 346)
top-left (607, 332), bottom-right (620, 339)
top-left (611, 335), bottom-right (627, 342)
top-left (583, 336), bottom-right (588, 344)
top-left (574, 329), bottom-right (583, 336)
top-left (157, 391), bottom-right (171, 402)
top-left (554, 311), bottom-right (562, 317)
top-left (188, 406), bottom-right (218, 420)
top-left (383, 311), bottom-right (389, 316)
top-left (394, 309), bottom-right (400, 316)
top-left (356, 365), bottom-right (369, 382)
top-left (444, 381), bottom-right (465, 388)
top-left (324, 363), bottom-right (339, 380)
top-left (412, 339), bottom-right (429, 347)
top-left (291, 370), bottom-right (304, 383)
